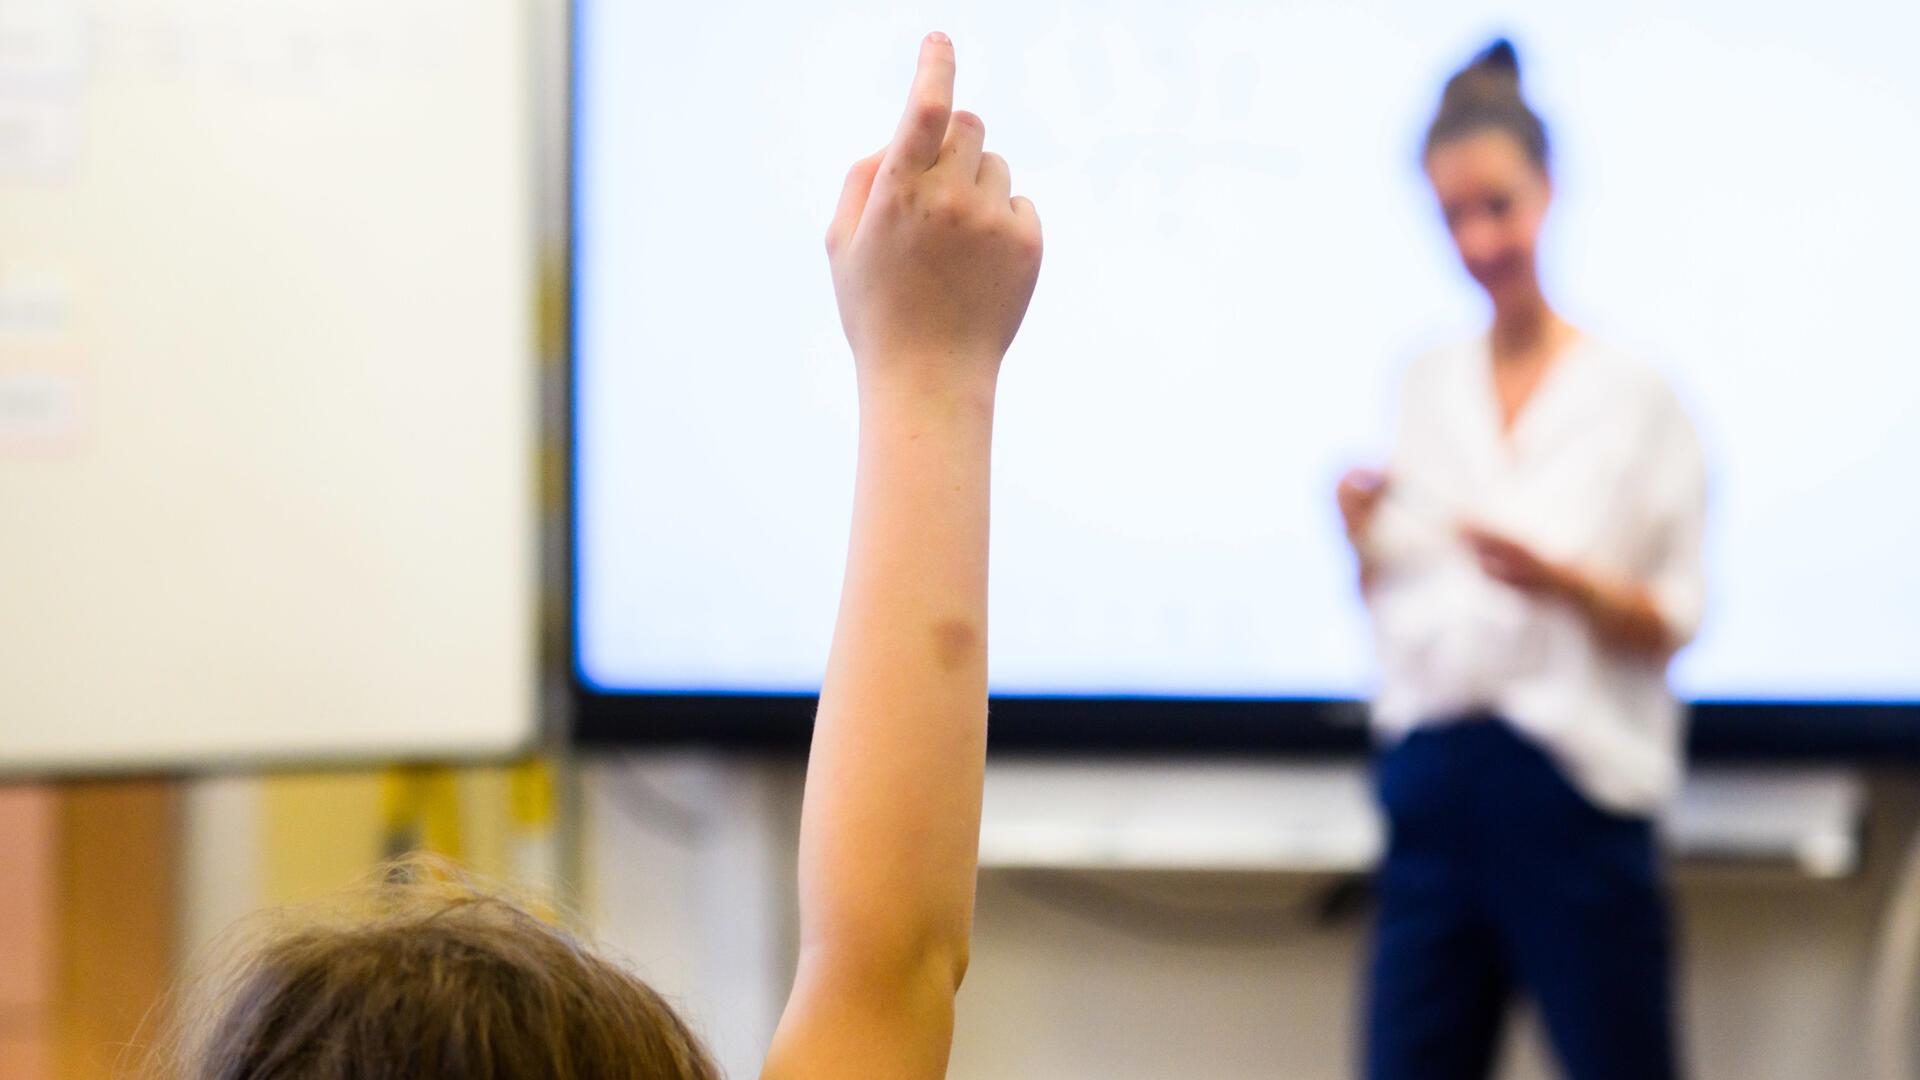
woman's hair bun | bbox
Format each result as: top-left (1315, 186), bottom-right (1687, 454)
top-left (1440, 38), bottom-right (1524, 110)
top-left (1472, 38), bottom-right (1520, 79)
top-left (1427, 37), bottom-right (1549, 169)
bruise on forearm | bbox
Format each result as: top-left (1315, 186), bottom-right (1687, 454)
top-left (930, 617), bottom-right (982, 673)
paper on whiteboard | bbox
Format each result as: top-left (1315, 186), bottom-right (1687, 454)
top-left (0, 370), bottom-right (81, 447)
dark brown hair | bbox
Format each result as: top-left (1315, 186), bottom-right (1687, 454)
top-left (1424, 38), bottom-right (1550, 171)
top-left (138, 856), bottom-right (721, 1080)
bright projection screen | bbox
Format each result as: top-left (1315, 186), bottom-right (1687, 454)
top-left (573, 1), bottom-right (1920, 724)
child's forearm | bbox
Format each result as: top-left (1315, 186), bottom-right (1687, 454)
top-left (797, 374), bottom-right (996, 987)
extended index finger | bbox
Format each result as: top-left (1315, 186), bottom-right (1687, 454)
top-left (883, 32), bottom-right (955, 175)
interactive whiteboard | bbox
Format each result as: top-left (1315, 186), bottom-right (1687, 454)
top-left (574, 0), bottom-right (1920, 709)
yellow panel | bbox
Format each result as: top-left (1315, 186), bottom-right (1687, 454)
top-left (457, 766), bottom-right (511, 880)
top-left (260, 772), bottom-right (385, 904)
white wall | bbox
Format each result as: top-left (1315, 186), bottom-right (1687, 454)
top-left (584, 755), bottom-right (1920, 1080)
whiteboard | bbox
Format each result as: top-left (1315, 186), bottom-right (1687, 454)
top-left (0, 0), bottom-right (537, 772)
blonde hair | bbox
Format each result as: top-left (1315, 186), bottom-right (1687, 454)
top-left (138, 855), bottom-right (719, 1080)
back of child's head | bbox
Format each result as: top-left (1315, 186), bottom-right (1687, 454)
top-left (144, 855), bottom-right (719, 1080)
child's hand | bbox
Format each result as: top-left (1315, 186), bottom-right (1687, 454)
top-left (826, 33), bottom-right (1042, 398)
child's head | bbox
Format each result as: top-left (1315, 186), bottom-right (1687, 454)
top-left (146, 856), bottom-right (719, 1080)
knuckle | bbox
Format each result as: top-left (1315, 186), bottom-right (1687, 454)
top-left (911, 98), bottom-right (947, 132)
top-left (988, 217), bottom-right (1043, 264)
top-left (1015, 221), bottom-right (1044, 261)
top-left (927, 186), bottom-right (970, 224)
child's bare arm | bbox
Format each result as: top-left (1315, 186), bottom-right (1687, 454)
top-left (761, 32), bottom-right (1041, 1080)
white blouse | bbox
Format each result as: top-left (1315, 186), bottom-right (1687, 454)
top-left (1363, 335), bottom-right (1708, 814)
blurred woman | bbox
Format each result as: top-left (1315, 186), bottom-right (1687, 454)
top-left (1338, 39), bottom-right (1706, 1080)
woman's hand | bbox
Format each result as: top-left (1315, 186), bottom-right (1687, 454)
top-left (1336, 467), bottom-right (1389, 546)
top-left (1459, 524), bottom-right (1572, 596)
top-left (1461, 524), bottom-right (1678, 658)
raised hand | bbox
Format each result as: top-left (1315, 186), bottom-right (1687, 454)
top-left (826, 33), bottom-right (1042, 398)
top-left (765, 34), bottom-right (1041, 1080)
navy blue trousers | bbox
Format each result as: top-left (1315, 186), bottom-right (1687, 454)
top-left (1365, 718), bottom-right (1681, 1080)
